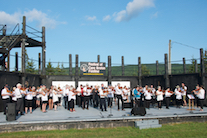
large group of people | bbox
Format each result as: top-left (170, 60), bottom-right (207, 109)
top-left (132, 83), bottom-right (205, 111)
top-left (1, 82), bottom-right (205, 117)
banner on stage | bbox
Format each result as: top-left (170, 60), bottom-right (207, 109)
top-left (80, 62), bottom-right (106, 76)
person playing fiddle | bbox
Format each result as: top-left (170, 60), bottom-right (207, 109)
top-left (1, 85), bottom-right (13, 115)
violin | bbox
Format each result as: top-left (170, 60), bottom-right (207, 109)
top-left (7, 90), bottom-right (12, 94)
top-left (118, 86), bottom-right (122, 89)
top-left (191, 88), bottom-right (200, 93)
top-left (167, 90), bottom-right (174, 94)
top-left (87, 87), bottom-right (91, 90)
top-left (20, 87), bottom-right (27, 91)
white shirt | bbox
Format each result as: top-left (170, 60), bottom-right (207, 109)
top-left (115, 86), bottom-right (122, 95)
top-left (99, 87), bottom-right (107, 98)
top-left (1, 88), bottom-right (10, 99)
top-left (144, 90), bottom-right (152, 100)
top-left (53, 90), bottom-right (59, 102)
top-left (41, 91), bottom-right (48, 101)
top-left (180, 86), bottom-right (187, 96)
top-left (62, 88), bottom-right (66, 96)
top-left (83, 87), bottom-right (91, 96)
top-left (156, 90), bottom-right (163, 101)
top-left (68, 90), bottom-right (76, 101)
top-left (12, 91), bottom-right (17, 101)
top-left (122, 89), bottom-right (129, 99)
top-left (15, 88), bottom-right (23, 99)
top-left (165, 91), bottom-right (172, 97)
top-left (175, 89), bottom-right (182, 100)
top-left (25, 90), bottom-right (33, 100)
top-left (76, 87), bottom-right (81, 96)
top-left (198, 89), bottom-right (205, 99)
top-left (107, 88), bottom-right (114, 98)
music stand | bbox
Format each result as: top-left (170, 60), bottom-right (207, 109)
top-left (187, 94), bottom-right (195, 111)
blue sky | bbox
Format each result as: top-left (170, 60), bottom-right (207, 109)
top-left (1, 0), bottom-right (207, 69)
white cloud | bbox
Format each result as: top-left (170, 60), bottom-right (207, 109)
top-left (113, 0), bottom-right (155, 22)
top-left (24, 9), bottom-right (57, 29)
top-left (0, 11), bottom-right (21, 29)
top-left (103, 15), bottom-right (111, 22)
top-left (86, 16), bottom-right (97, 21)
top-left (0, 9), bottom-right (66, 29)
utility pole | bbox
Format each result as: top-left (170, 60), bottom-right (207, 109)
top-left (168, 40), bottom-right (171, 75)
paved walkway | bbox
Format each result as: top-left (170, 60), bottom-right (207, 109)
top-left (0, 104), bottom-right (207, 125)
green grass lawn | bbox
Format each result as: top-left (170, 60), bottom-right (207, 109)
top-left (1, 122), bottom-right (207, 138)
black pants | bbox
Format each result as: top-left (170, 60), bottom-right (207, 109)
top-left (117, 95), bottom-right (124, 110)
top-left (33, 97), bottom-right (37, 109)
top-left (145, 99), bottom-right (151, 109)
top-left (199, 99), bottom-right (204, 109)
top-left (165, 97), bottom-right (170, 108)
top-left (176, 99), bottom-right (182, 107)
top-left (2, 98), bottom-right (10, 114)
top-left (81, 96), bottom-right (84, 108)
top-left (107, 97), bottom-right (113, 107)
top-left (84, 96), bottom-right (90, 109)
top-left (90, 95), bottom-right (93, 106)
top-left (16, 98), bottom-right (24, 113)
top-left (64, 96), bottom-right (68, 108)
top-left (77, 95), bottom-right (81, 107)
top-left (151, 97), bottom-right (156, 107)
top-left (100, 98), bottom-right (107, 111)
top-left (134, 98), bottom-right (141, 107)
top-left (69, 99), bottom-right (75, 110)
top-left (158, 101), bottom-right (162, 109)
top-left (94, 95), bottom-right (99, 108)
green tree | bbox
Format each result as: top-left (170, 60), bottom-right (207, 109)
top-left (25, 49), bottom-right (36, 74)
top-left (26, 59), bottom-right (36, 74)
top-left (55, 62), bottom-right (64, 75)
top-left (46, 60), bottom-right (54, 75)
top-left (141, 65), bottom-right (150, 75)
top-left (189, 57), bottom-right (196, 73)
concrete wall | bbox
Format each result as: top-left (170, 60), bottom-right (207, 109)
top-left (0, 115), bottom-right (207, 133)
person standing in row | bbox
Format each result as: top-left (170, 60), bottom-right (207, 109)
top-left (133, 86), bottom-right (141, 107)
top-left (1, 85), bottom-right (12, 115)
top-left (165, 88), bottom-right (174, 109)
top-left (92, 85), bottom-right (99, 108)
top-left (83, 84), bottom-right (91, 110)
top-left (25, 87), bottom-right (34, 114)
top-left (15, 83), bottom-right (25, 115)
top-left (156, 86), bottom-right (164, 110)
top-left (175, 86), bottom-right (182, 108)
top-left (107, 85), bottom-right (114, 108)
top-left (115, 83), bottom-right (125, 111)
top-left (99, 84), bottom-right (107, 112)
top-left (40, 86), bottom-right (48, 113)
top-left (193, 85), bottom-right (205, 111)
top-left (63, 85), bottom-right (69, 109)
top-left (48, 86), bottom-right (53, 110)
top-left (144, 87), bottom-right (152, 109)
top-left (150, 85), bottom-right (156, 108)
top-left (68, 87), bottom-right (77, 112)
top-left (53, 87), bottom-right (59, 111)
top-left (181, 83), bottom-right (187, 106)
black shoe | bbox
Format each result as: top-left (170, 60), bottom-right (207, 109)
top-left (105, 110), bottom-right (107, 111)
top-left (21, 113), bottom-right (24, 115)
top-left (3, 113), bottom-right (6, 115)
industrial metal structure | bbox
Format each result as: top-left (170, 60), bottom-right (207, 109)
top-left (0, 16), bottom-right (46, 85)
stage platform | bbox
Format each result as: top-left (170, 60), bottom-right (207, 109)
top-left (0, 105), bottom-right (207, 132)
